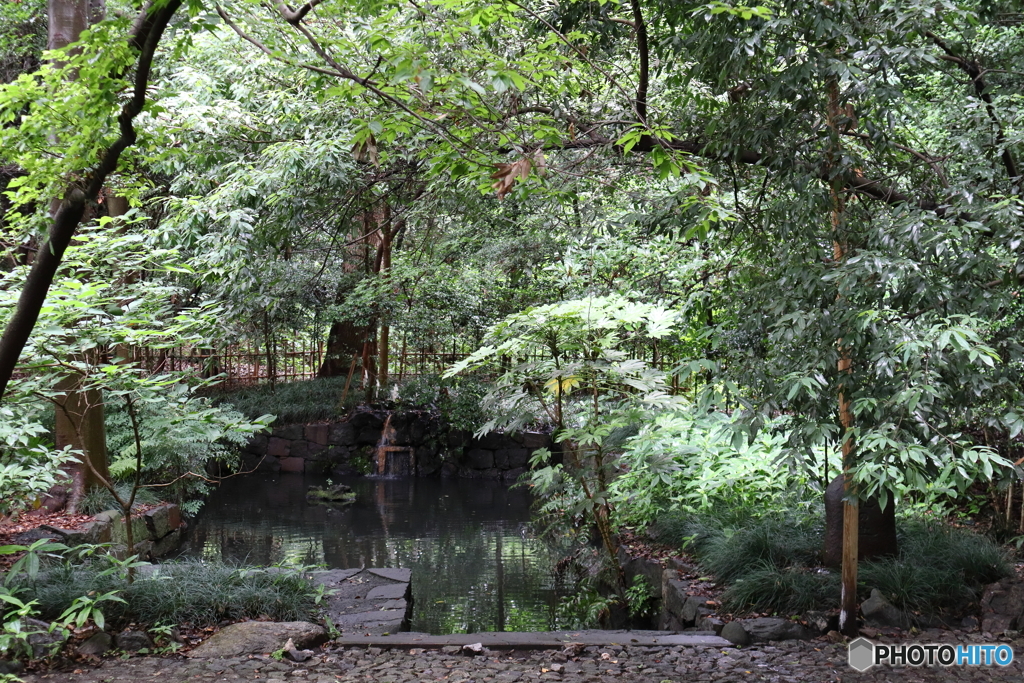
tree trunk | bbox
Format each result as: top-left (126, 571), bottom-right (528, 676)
top-left (54, 368), bottom-right (109, 512)
top-left (826, 73), bottom-right (860, 638)
top-left (378, 213), bottom-right (394, 390)
top-left (48, 0), bottom-right (87, 53)
top-left (48, 0), bottom-right (101, 513)
top-left (319, 319), bottom-right (369, 377)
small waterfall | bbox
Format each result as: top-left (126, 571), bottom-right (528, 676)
top-left (374, 413), bottom-right (414, 476)
top-left (375, 413), bottom-right (395, 474)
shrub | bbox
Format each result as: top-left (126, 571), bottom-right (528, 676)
top-left (15, 558), bottom-right (320, 629)
top-left (611, 409), bottom-right (823, 527)
top-left (393, 374), bottom-right (488, 433)
top-left (697, 513), bottom-right (824, 584)
top-left (722, 562), bottom-right (837, 614)
top-left (78, 483), bottom-right (161, 516)
top-left (665, 505), bottom-right (1012, 616)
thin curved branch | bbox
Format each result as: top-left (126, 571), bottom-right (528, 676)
top-left (0, 0), bottom-right (184, 401)
top-left (277, 0), bottom-right (325, 26)
top-left (629, 0), bottom-right (649, 126)
top-left (926, 30), bottom-right (1020, 186)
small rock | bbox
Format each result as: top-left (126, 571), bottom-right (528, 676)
top-left (0, 660), bottom-right (25, 675)
top-left (462, 642), bottom-right (484, 656)
top-left (26, 618), bottom-right (67, 658)
top-left (721, 621), bottom-right (750, 646)
top-left (283, 637), bottom-right (314, 662)
top-left (741, 617), bottom-right (812, 642)
top-left (861, 588), bottom-right (910, 629)
top-left (77, 632), bottom-right (113, 656)
top-left (115, 629), bottom-right (153, 652)
top-left (803, 611), bottom-right (834, 635)
top-left (698, 616), bottom-right (726, 635)
top-left (548, 663), bottom-right (564, 673)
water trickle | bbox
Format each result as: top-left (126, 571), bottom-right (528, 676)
top-left (375, 412), bottom-right (414, 476)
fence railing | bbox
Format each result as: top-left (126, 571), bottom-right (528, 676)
top-left (132, 341), bottom-right (700, 393)
top-left (132, 340), bottom-right (325, 388)
top-left (131, 344), bottom-right (480, 388)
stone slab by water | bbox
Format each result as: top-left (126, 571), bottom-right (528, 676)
top-left (312, 568), bottom-right (412, 636)
top-left (367, 567), bottom-right (412, 582)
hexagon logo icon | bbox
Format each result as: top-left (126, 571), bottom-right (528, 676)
top-left (848, 637), bottom-right (875, 672)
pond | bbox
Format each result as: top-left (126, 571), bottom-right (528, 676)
top-left (179, 473), bottom-right (573, 634)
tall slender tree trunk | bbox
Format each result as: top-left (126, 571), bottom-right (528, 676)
top-left (827, 74), bottom-right (860, 638)
top-left (378, 213), bottom-right (395, 390)
top-left (49, 0), bottom-right (107, 513)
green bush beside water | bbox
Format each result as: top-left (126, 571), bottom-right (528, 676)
top-left (651, 508), bottom-right (1012, 615)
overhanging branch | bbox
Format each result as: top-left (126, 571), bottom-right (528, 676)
top-left (0, 0), bottom-right (184, 401)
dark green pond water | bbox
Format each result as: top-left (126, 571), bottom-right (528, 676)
top-left (180, 473), bottom-right (569, 634)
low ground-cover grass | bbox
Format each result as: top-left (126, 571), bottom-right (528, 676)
top-left (12, 557), bottom-right (320, 629)
top-left (211, 376), bottom-right (349, 423)
top-left (651, 507), bottom-right (1012, 616)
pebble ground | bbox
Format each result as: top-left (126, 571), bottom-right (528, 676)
top-left (16, 630), bottom-right (1024, 683)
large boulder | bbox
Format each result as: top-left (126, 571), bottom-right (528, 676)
top-left (188, 621), bottom-right (327, 658)
top-left (465, 449), bottom-right (494, 469)
top-left (824, 475), bottom-right (897, 566)
top-left (329, 422), bottom-right (356, 446)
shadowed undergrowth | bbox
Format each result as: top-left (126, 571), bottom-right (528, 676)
top-left (650, 508), bottom-right (1012, 615)
top-left (11, 558), bottom-right (320, 629)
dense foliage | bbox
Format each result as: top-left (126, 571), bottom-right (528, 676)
top-left (2, 0), bottom-right (1024, 636)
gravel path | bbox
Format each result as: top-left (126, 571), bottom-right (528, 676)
top-left (15, 630), bottom-right (1024, 683)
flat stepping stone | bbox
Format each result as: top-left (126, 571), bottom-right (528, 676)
top-left (188, 621), bottom-right (327, 658)
top-left (311, 568), bottom-right (413, 636)
top-left (332, 610), bottom-right (406, 628)
top-left (311, 568), bottom-right (363, 584)
top-left (366, 583), bottom-right (409, 600)
top-left (367, 567), bottom-right (412, 582)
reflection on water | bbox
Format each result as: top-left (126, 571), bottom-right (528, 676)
top-left (180, 473), bottom-right (566, 634)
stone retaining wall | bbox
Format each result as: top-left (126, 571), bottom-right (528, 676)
top-left (40, 503), bottom-right (186, 560)
top-left (238, 409), bottom-right (553, 481)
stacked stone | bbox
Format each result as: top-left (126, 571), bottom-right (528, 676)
top-left (238, 410), bottom-right (551, 480)
top-left (40, 503), bottom-right (185, 560)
